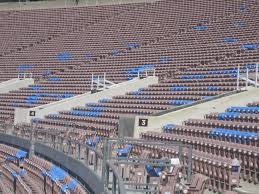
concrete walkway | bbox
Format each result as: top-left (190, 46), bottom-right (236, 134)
top-left (0, 0), bottom-right (160, 11)
top-left (134, 87), bottom-right (259, 137)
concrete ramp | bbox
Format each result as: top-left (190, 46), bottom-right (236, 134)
top-left (130, 87), bottom-right (259, 138)
top-left (0, 78), bottom-right (34, 94)
top-left (14, 76), bottom-right (158, 124)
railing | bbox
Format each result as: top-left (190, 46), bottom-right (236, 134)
top-left (17, 72), bottom-right (33, 79)
top-left (0, 123), bottom-right (192, 194)
top-left (91, 73), bottom-right (116, 92)
top-left (137, 67), bottom-right (156, 78)
top-left (0, 123), bottom-right (127, 194)
top-left (238, 64), bottom-right (259, 89)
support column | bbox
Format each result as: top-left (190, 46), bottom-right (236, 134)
top-left (187, 145), bottom-right (193, 184)
top-left (256, 64), bottom-right (258, 87)
top-left (29, 129), bottom-right (35, 159)
top-left (237, 65), bottom-right (240, 90)
top-left (246, 68), bottom-right (249, 90)
top-left (77, 143), bottom-right (81, 160)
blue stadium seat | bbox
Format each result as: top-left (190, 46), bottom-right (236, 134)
top-left (111, 49), bottom-right (119, 56)
top-left (17, 64), bottom-right (33, 70)
top-left (68, 179), bottom-right (77, 191)
top-left (241, 43), bottom-right (258, 50)
top-left (126, 42), bottom-right (140, 49)
top-left (31, 85), bottom-right (42, 91)
top-left (86, 136), bottom-right (100, 148)
top-left (48, 77), bottom-right (61, 81)
top-left (116, 144), bottom-right (133, 158)
top-left (181, 74), bottom-right (205, 79)
top-left (217, 112), bottom-right (240, 120)
top-left (160, 56), bottom-right (171, 64)
top-left (162, 123), bottom-right (175, 132)
top-left (145, 164), bottom-right (162, 177)
top-left (208, 86), bottom-right (220, 91)
top-left (226, 106), bottom-right (259, 114)
top-left (61, 185), bottom-right (68, 193)
top-left (98, 98), bottom-right (110, 103)
top-left (210, 128), bottom-right (259, 139)
top-left (233, 20), bottom-right (246, 28)
top-left (15, 150), bottom-right (27, 159)
top-left (170, 100), bottom-right (194, 105)
top-left (193, 25), bottom-right (208, 31)
top-left (57, 51), bottom-right (72, 61)
top-left (48, 166), bottom-right (67, 181)
top-left (85, 52), bottom-right (92, 60)
top-left (224, 37), bottom-right (239, 43)
top-left (171, 86), bottom-right (189, 91)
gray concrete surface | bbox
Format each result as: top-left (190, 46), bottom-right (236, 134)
top-left (134, 87), bottom-right (259, 137)
top-left (0, 0), bottom-right (160, 11)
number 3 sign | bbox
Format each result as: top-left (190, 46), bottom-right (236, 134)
top-left (139, 118), bottom-right (148, 127)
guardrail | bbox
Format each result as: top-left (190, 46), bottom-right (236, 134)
top-left (0, 123), bottom-right (126, 194)
top-left (0, 123), bottom-right (192, 194)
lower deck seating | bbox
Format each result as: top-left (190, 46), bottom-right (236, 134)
top-left (140, 101), bottom-right (259, 192)
top-left (0, 144), bottom-right (87, 194)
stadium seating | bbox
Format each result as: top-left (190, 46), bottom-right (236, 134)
top-left (1, 0), bottom-right (258, 122)
top-left (140, 101), bottom-right (259, 191)
top-left (0, 143), bottom-right (87, 194)
top-left (0, 0), bottom-right (259, 193)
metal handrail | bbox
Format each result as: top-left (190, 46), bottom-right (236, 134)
top-left (0, 123), bottom-right (127, 194)
top-left (106, 162), bottom-right (126, 194)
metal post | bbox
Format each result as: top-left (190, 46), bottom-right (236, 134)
top-left (237, 65), bottom-right (240, 90)
top-left (106, 167), bottom-right (110, 190)
top-left (102, 139), bottom-right (108, 186)
top-left (178, 144), bottom-right (183, 163)
top-left (104, 73), bottom-right (106, 89)
top-left (68, 140), bottom-right (71, 156)
top-left (256, 64), bottom-right (258, 87)
top-left (153, 68), bottom-right (156, 76)
top-left (97, 76), bottom-right (100, 90)
top-left (105, 140), bottom-right (111, 188)
top-left (112, 173), bottom-right (117, 194)
top-left (91, 74), bottom-right (94, 91)
top-left (44, 175), bottom-right (47, 194)
top-left (145, 69), bottom-right (148, 77)
top-left (77, 143), bottom-right (81, 160)
top-left (246, 68), bottom-right (249, 90)
top-left (187, 145), bottom-right (192, 184)
top-left (29, 128), bottom-right (35, 159)
top-left (51, 179), bottom-right (54, 194)
top-left (13, 177), bottom-right (17, 194)
top-left (137, 71), bottom-right (140, 78)
top-left (94, 154), bottom-right (98, 172)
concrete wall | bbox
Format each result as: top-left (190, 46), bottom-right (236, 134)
top-left (0, 133), bottom-right (31, 151)
top-left (14, 76), bottom-right (158, 124)
top-left (35, 143), bottom-right (104, 194)
top-left (132, 87), bottom-right (259, 138)
top-left (118, 116), bottom-right (135, 137)
top-left (0, 78), bottom-right (34, 94)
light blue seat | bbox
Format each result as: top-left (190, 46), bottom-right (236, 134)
top-left (217, 112), bottom-right (240, 120)
top-left (170, 100), bottom-right (194, 105)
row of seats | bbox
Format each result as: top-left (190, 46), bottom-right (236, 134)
top-left (0, 0), bottom-right (258, 121)
top-left (0, 143), bottom-right (87, 194)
